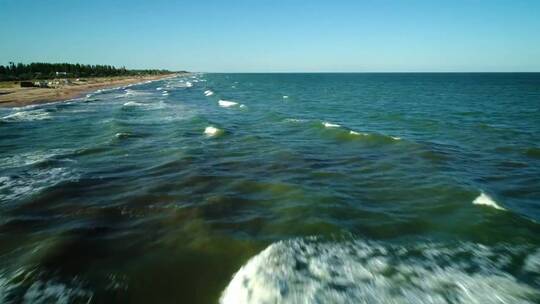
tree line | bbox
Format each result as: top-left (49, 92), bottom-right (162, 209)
top-left (0, 62), bottom-right (175, 81)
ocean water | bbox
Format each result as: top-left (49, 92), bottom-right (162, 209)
top-left (0, 73), bottom-right (539, 303)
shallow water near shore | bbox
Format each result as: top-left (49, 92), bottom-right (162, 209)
top-left (0, 73), bottom-right (539, 303)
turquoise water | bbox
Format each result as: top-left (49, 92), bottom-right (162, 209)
top-left (0, 73), bottom-right (539, 303)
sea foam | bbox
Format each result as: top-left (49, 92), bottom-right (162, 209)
top-left (349, 130), bottom-right (368, 136)
top-left (0, 270), bottom-right (93, 303)
top-left (0, 167), bottom-right (79, 203)
top-left (219, 100), bottom-right (239, 108)
top-left (123, 101), bottom-right (144, 107)
top-left (220, 238), bottom-right (539, 304)
top-left (1, 110), bottom-right (51, 122)
top-left (323, 122), bottom-right (340, 128)
top-left (204, 126), bottom-right (222, 137)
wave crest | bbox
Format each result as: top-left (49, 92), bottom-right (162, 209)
top-left (220, 238), bottom-right (539, 304)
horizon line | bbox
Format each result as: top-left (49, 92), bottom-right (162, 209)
top-left (197, 71), bottom-right (540, 74)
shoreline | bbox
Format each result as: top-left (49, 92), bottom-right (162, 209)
top-left (0, 73), bottom-right (180, 107)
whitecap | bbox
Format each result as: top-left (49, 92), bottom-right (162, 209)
top-left (219, 100), bottom-right (239, 108)
top-left (115, 132), bottom-right (132, 139)
top-left (186, 82), bottom-right (193, 88)
top-left (204, 126), bottom-right (222, 137)
top-left (1, 110), bottom-right (51, 122)
top-left (123, 101), bottom-right (143, 107)
top-left (122, 89), bottom-right (152, 98)
top-left (323, 121), bottom-right (340, 128)
top-left (220, 238), bottom-right (539, 304)
top-left (204, 90), bottom-right (214, 96)
top-left (391, 136), bottom-right (402, 140)
top-left (283, 95), bottom-right (289, 99)
top-left (156, 87), bottom-right (163, 91)
top-left (473, 192), bottom-right (505, 210)
top-left (350, 130), bottom-right (369, 136)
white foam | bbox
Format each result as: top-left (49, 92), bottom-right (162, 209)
top-left (239, 104), bottom-right (246, 108)
top-left (473, 192), bottom-right (505, 210)
top-left (122, 101), bottom-right (143, 107)
top-left (0, 149), bottom-right (73, 169)
top-left (350, 130), bottom-right (369, 136)
top-left (204, 126), bottom-right (222, 137)
top-left (0, 270), bottom-right (93, 303)
top-left (204, 90), bottom-right (214, 96)
top-left (219, 100), bottom-right (239, 108)
top-left (186, 82), bottom-right (193, 88)
top-left (283, 95), bottom-right (289, 99)
top-left (284, 118), bottom-right (307, 123)
top-left (391, 136), bottom-right (402, 140)
top-left (121, 89), bottom-right (153, 98)
top-left (1, 110), bottom-right (51, 122)
top-left (524, 249), bottom-right (540, 273)
top-left (323, 121), bottom-right (340, 128)
top-left (115, 132), bottom-right (131, 139)
top-left (0, 167), bottom-right (78, 203)
top-left (156, 87), bottom-right (163, 91)
top-left (220, 238), bottom-right (539, 304)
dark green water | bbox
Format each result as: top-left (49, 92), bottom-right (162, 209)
top-left (0, 73), bottom-right (539, 303)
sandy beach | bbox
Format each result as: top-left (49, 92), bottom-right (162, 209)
top-left (0, 74), bottom-right (177, 107)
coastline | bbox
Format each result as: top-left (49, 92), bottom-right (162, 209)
top-left (0, 73), bottom-right (179, 107)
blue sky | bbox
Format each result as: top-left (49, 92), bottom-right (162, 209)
top-left (1, 0), bottom-right (539, 72)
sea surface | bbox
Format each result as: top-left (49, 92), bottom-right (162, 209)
top-left (0, 73), bottom-right (539, 303)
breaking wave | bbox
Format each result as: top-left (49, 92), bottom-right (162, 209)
top-left (1, 110), bottom-right (51, 122)
top-left (122, 101), bottom-right (144, 107)
top-left (204, 126), bottom-right (223, 137)
top-left (473, 192), bottom-right (506, 211)
top-left (0, 149), bottom-right (74, 169)
top-left (219, 100), bottom-right (239, 108)
top-left (221, 238), bottom-right (540, 304)
top-left (322, 121), bottom-right (340, 128)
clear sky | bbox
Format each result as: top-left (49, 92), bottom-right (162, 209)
top-left (1, 0), bottom-right (539, 72)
